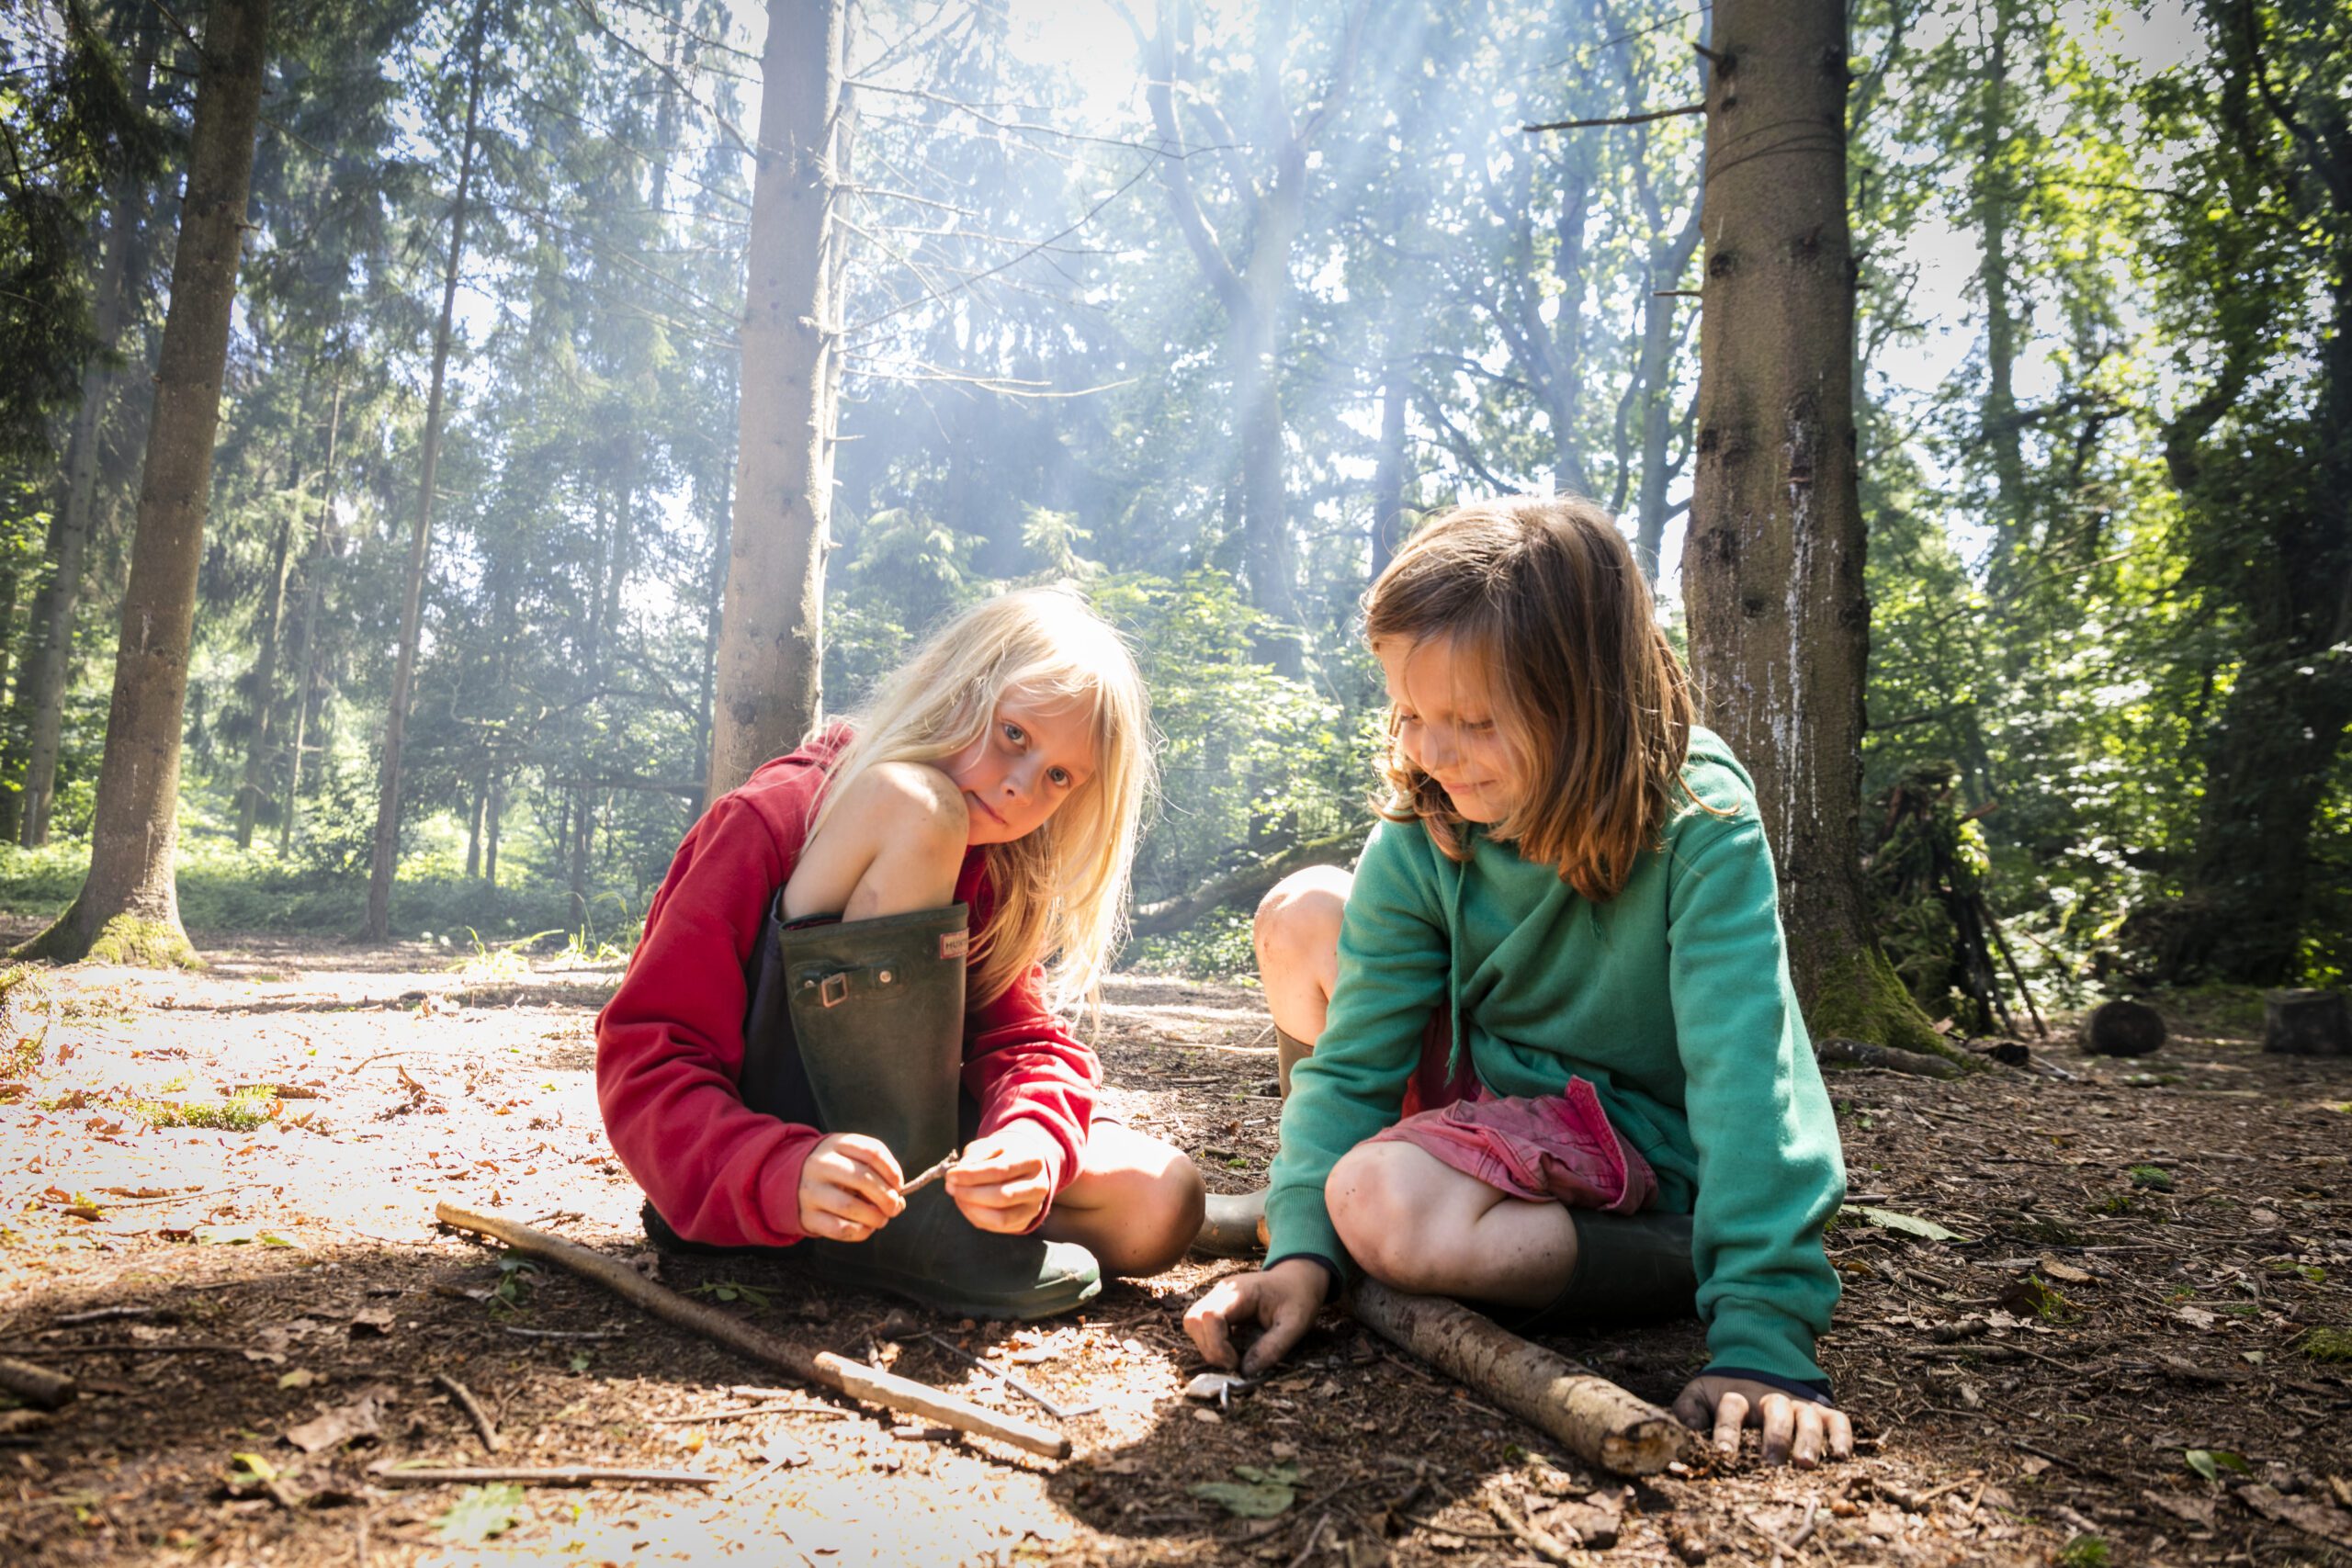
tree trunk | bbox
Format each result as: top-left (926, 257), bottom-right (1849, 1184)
top-left (280, 377), bottom-right (342, 857)
top-left (235, 428), bottom-right (302, 849)
top-left (16, 0), bottom-right (271, 967)
top-left (483, 776), bottom-right (503, 887)
top-left (693, 461), bottom-right (731, 788)
top-left (1630, 213), bottom-right (1703, 581)
top-left (367, 8), bottom-right (488, 941)
top-left (1678, 0), bottom-right (1940, 1053)
top-left (1370, 329), bottom-right (1411, 582)
top-left (1973, 5), bottom-right (2031, 601)
top-left (7, 13), bottom-right (163, 848)
top-left (704, 0), bottom-right (848, 806)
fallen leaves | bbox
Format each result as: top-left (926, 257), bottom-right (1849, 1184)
top-left (283, 1385), bottom-right (392, 1453)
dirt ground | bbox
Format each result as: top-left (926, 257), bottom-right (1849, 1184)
top-left (1, 929), bottom-right (2347, 1568)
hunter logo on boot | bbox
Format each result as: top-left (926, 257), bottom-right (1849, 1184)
top-left (938, 930), bottom-right (970, 961)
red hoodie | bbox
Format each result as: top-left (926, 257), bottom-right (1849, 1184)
top-left (594, 728), bottom-right (1101, 1247)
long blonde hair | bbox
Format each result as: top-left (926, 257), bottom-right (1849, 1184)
top-left (810, 589), bottom-right (1155, 1012)
top-left (1365, 497), bottom-right (1698, 901)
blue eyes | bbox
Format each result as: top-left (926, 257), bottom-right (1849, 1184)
top-left (1002, 721), bottom-right (1074, 789)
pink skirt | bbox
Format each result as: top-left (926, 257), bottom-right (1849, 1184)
top-left (1373, 1013), bottom-right (1657, 1214)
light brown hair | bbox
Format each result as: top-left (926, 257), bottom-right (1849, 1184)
top-left (1365, 496), bottom-right (1698, 900)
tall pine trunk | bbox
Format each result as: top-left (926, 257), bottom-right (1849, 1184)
top-left (235, 417), bottom-right (303, 849)
top-left (280, 377), bottom-right (342, 856)
top-left (705, 0), bottom-right (848, 805)
top-left (1678, 0), bottom-right (1940, 1053)
top-left (17, 0), bottom-right (271, 966)
top-left (8, 13), bottom-right (162, 847)
top-left (366, 10), bottom-right (487, 940)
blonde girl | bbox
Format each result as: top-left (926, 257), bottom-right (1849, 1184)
top-left (599, 588), bottom-right (1204, 1319)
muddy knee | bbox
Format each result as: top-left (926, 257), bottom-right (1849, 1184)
top-left (1327, 1143), bottom-right (1438, 1290)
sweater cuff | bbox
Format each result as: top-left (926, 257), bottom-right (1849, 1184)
top-left (1699, 1365), bottom-right (1836, 1405)
top-left (757, 1129), bottom-right (822, 1244)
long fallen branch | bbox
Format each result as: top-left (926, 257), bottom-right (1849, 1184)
top-left (1347, 1280), bottom-right (1689, 1475)
top-left (433, 1201), bottom-right (1069, 1461)
top-left (371, 1463), bottom-right (718, 1488)
top-left (0, 1357), bottom-right (77, 1411)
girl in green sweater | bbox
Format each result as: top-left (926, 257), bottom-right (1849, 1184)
top-left (1185, 498), bottom-right (1852, 1468)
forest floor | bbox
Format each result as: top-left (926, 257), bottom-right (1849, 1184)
top-left (0, 930), bottom-right (2348, 1568)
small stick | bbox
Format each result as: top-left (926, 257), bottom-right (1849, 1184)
top-left (1284, 1511), bottom-right (1331, 1568)
top-left (500, 1326), bottom-right (624, 1341)
top-left (435, 1201), bottom-right (1069, 1461)
top-left (51, 1306), bottom-right (173, 1327)
top-left (899, 1150), bottom-right (959, 1195)
top-left (433, 1373), bottom-right (501, 1454)
top-left (370, 1463), bottom-right (718, 1488)
top-left (0, 1341), bottom-right (245, 1358)
top-left (922, 1333), bottom-right (1096, 1419)
top-left (0, 1358), bottom-right (76, 1411)
top-left (1347, 1280), bottom-right (1689, 1475)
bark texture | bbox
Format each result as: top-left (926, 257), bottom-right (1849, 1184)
top-left (1679, 0), bottom-right (1939, 1052)
top-left (17, 0), bottom-right (270, 966)
top-left (704, 0), bottom-right (847, 806)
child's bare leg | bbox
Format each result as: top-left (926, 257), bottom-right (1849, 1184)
top-left (1327, 1140), bottom-right (1577, 1309)
top-left (1041, 1124), bottom-right (1206, 1277)
top-left (783, 763), bottom-right (968, 922)
top-left (1254, 866), bottom-right (1351, 1071)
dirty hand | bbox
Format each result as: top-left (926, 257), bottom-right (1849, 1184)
top-left (1672, 1375), bottom-right (1853, 1468)
top-left (797, 1133), bottom-right (905, 1241)
top-left (944, 1122), bottom-right (1060, 1234)
top-left (1185, 1258), bottom-right (1330, 1377)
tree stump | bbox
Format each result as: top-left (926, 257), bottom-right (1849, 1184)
top-left (2263, 990), bottom-right (2349, 1056)
top-left (2081, 999), bottom-right (2165, 1057)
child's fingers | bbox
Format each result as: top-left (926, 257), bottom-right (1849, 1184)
top-left (1826, 1407), bottom-right (1854, 1460)
top-left (815, 1154), bottom-right (905, 1221)
top-left (1183, 1279), bottom-right (1246, 1370)
top-left (831, 1134), bottom-right (906, 1190)
top-left (811, 1179), bottom-right (895, 1233)
top-left (1710, 1389), bottom-right (1749, 1458)
top-left (1756, 1393), bottom-right (1798, 1464)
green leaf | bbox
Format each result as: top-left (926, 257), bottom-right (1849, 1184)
top-left (2184, 1449), bottom-right (2249, 1482)
top-left (1845, 1205), bottom-right (1969, 1243)
top-left (2127, 1165), bottom-right (2174, 1191)
top-left (435, 1483), bottom-right (525, 1544)
top-left (228, 1451), bottom-right (278, 1485)
top-left (1188, 1479), bottom-right (1295, 1518)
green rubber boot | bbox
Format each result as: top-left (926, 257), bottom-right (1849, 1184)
top-left (1191, 1026), bottom-right (1313, 1258)
top-left (775, 905), bottom-right (1101, 1321)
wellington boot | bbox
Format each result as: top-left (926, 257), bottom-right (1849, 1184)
top-left (1189, 1026), bottom-right (1312, 1258)
top-left (1193, 1190), bottom-right (1271, 1258)
top-left (775, 905), bottom-right (1101, 1321)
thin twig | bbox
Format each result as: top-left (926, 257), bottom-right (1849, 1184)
top-left (434, 1373), bottom-right (501, 1454)
top-left (923, 1332), bottom-right (1096, 1420)
top-left (1525, 101), bottom-right (1705, 131)
top-left (370, 1462), bottom-right (718, 1487)
top-left (1284, 1510), bottom-right (1331, 1568)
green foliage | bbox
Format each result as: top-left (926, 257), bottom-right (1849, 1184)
top-left (434, 1483), bottom-right (524, 1544)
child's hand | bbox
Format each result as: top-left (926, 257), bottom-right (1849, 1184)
top-left (1185, 1258), bottom-right (1330, 1376)
top-left (944, 1123), bottom-right (1060, 1234)
top-left (1672, 1375), bottom-right (1853, 1468)
top-left (797, 1133), bottom-right (905, 1242)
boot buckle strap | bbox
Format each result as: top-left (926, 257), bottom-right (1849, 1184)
top-left (816, 972), bottom-right (849, 1008)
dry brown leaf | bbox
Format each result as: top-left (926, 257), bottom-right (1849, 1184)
top-left (283, 1386), bottom-right (390, 1454)
top-left (2235, 1483), bottom-right (2352, 1549)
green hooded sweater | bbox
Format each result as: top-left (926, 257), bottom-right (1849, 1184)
top-left (1263, 728), bottom-right (1846, 1388)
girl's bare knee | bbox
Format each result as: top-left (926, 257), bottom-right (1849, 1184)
top-left (862, 761), bottom-right (969, 847)
top-left (1253, 865), bottom-right (1351, 967)
top-left (1328, 1144), bottom-right (1427, 1286)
